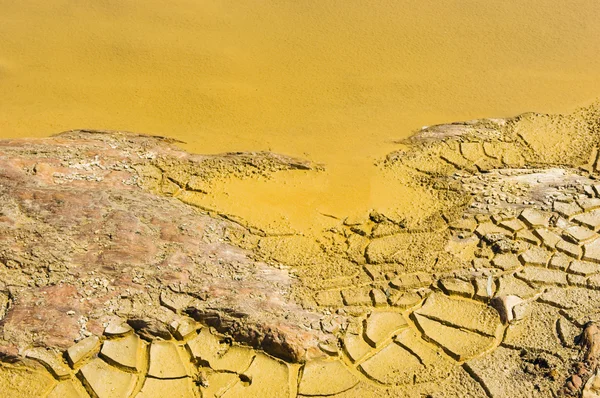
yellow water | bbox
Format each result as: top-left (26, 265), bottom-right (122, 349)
top-left (1, 1), bottom-right (600, 231)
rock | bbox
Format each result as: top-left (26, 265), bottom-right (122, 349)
top-left (0, 131), bottom-right (327, 362)
top-left (104, 320), bottom-right (133, 337)
top-left (490, 295), bottom-right (523, 324)
top-left (580, 322), bottom-right (600, 362)
top-left (583, 371), bottom-right (600, 398)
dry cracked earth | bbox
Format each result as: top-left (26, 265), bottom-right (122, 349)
top-left (2, 103), bottom-right (600, 397)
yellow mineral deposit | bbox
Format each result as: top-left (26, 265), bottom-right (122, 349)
top-left (1, 5), bottom-right (600, 395)
top-left (1, 0), bottom-right (599, 232)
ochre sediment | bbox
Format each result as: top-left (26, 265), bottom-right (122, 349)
top-left (1, 103), bottom-right (600, 397)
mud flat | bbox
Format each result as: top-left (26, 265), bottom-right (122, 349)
top-left (1, 103), bottom-right (600, 397)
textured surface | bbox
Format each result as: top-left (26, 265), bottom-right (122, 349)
top-left (1, 103), bottom-right (600, 396)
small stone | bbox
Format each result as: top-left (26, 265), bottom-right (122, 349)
top-left (298, 359), bottom-right (358, 396)
top-left (67, 335), bottom-right (100, 367)
top-left (511, 302), bottom-right (529, 321)
top-left (363, 311), bottom-right (408, 347)
top-left (473, 276), bottom-right (496, 301)
top-left (104, 320), bottom-right (133, 337)
top-left (490, 295), bottom-right (523, 324)
top-left (147, 341), bottom-right (188, 379)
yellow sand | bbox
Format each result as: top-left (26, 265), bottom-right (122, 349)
top-left (1, 1), bottom-right (599, 231)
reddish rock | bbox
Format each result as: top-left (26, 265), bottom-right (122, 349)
top-left (0, 131), bottom-right (325, 362)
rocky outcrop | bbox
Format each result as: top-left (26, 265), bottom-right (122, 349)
top-left (0, 131), bottom-right (326, 363)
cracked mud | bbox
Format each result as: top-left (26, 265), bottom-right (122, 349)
top-left (1, 103), bottom-right (600, 397)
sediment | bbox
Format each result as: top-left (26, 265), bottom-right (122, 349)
top-left (1, 102), bottom-right (600, 397)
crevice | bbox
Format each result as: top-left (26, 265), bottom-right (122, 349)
top-left (462, 363), bottom-right (493, 398)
